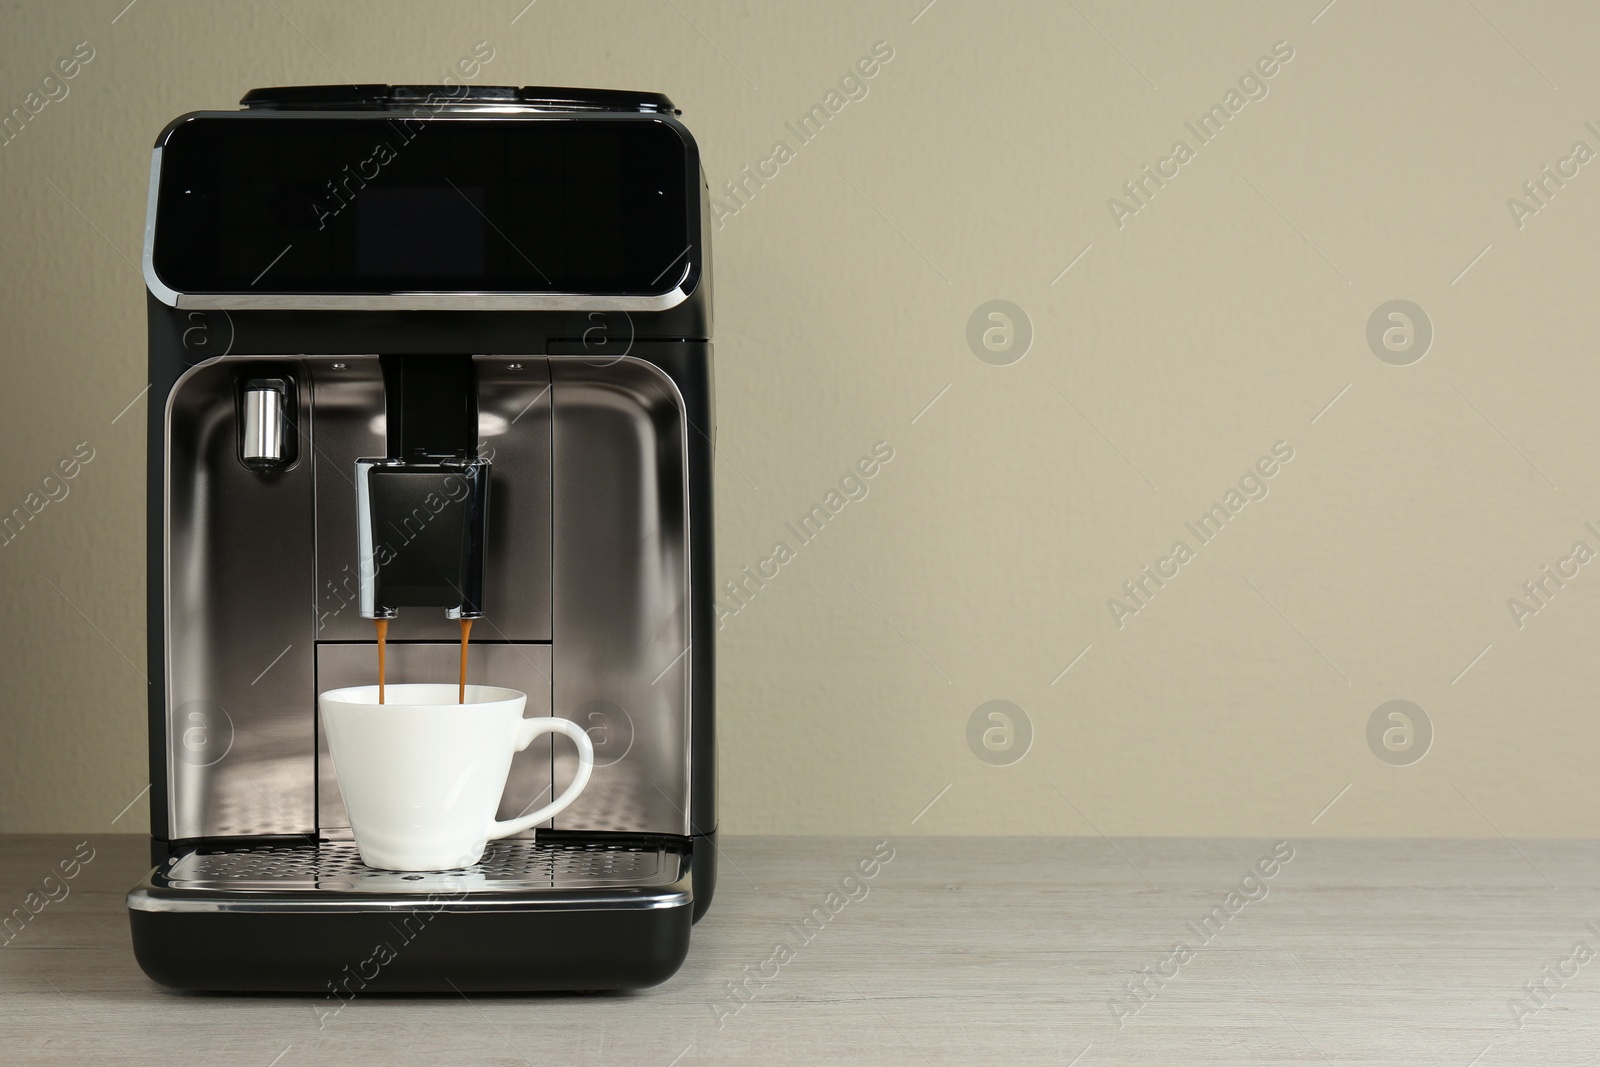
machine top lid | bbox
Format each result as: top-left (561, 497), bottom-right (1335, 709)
top-left (239, 84), bottom-right (679, 114)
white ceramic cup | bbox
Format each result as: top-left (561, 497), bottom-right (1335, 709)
top-left (319, 683), bottom-right (594, 872)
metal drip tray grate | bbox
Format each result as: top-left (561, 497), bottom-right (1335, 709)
top-left (171, 840), bottom-right (659, 890)
top-left (131, 837), bottom-right (691, 913)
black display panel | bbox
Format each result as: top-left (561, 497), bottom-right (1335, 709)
top-left (152, 117), bottom-right (693, 294)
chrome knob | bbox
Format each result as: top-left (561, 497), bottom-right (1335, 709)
top-left (240, 378), bottom-right (289, 471)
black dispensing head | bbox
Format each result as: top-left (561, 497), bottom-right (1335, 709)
top-left (357, 356), bottom-right (489, 621)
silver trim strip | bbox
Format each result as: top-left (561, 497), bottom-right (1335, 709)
top-left (142, 147), bottom-right (180, 307)
top-left (168, 286), bottom-right (692, 312)
top-left (229, 106), bottom-right (676, 118)
top-left (298, 104), bottom-right (675, 115)
top-left (126, 885), bottom-right (691, 914)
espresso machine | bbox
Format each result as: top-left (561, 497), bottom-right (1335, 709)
top-left (126, 85), bottom-right (716, 992)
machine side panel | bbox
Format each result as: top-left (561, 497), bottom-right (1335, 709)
top-left (146, 296), bottom-right (193, 845)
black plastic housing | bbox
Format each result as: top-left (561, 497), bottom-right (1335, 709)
top-left (130, 900), bottom-right (692, 994)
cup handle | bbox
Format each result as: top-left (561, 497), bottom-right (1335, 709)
top-left (487, 717), bottom-right (595, 840)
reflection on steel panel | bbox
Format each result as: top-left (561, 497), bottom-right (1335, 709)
top-left (166, 359), bottom-right (317, 839)
top-left (549, 357), bottom-right (691, 835)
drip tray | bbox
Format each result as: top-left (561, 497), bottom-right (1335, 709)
top-left (129, 836), bottom-right (691, 914)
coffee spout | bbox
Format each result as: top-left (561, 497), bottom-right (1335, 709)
top-left (356, 355), bottom-right (489, 622)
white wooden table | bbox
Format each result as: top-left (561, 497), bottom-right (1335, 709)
top-left (3, 834), bottom-right (1597, 1065)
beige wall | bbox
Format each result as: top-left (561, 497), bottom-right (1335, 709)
top-left (3, 0), bottom-right (1597, 837)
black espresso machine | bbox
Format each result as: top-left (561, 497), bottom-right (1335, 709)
top-left (127, 85), bottom-right (716, 992)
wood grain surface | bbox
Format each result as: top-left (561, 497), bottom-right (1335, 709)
top-left (2, 834), bottom-right (1597, 1065)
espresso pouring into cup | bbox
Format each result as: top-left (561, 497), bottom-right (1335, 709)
top-left (320, 684), bottom-right (594, 872)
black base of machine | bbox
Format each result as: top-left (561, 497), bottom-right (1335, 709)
top-left (128, 831), bottom-right (709, 993)
top-left (129, 904), bottom-right (690, 994)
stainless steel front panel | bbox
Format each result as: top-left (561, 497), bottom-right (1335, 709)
top-left (310, 357), bottom-right (552, 642)
top-left (165, 353), bottom-right (691, 841)
top-left (166, 359), bottom-right (317, 839)
top-left (549, 358), bottom-right (692, 835)
top-left (314, 642), bottom-right (554, 833)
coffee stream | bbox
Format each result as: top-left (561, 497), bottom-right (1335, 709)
top-left (372, 617), bottom-right (472, 704)
top-left (375, 618), bottom-right (388, 704)
top-left (458, 618), bottom-right (473, 704)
